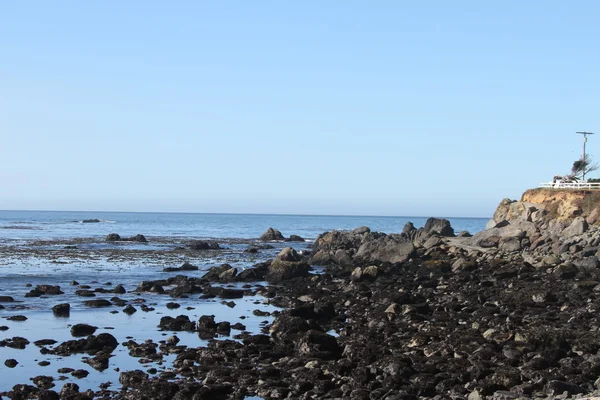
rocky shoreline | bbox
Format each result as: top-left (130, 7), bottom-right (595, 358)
top-left (3, 192), bottom-right (600, 399)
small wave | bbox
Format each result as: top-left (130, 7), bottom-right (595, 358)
top-left (75, 219), bottom-right (117, 224)
top-left (0, 225), bottom-right (43, 230)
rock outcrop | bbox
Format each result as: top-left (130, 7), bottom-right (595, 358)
top-left (464, 188), bottom-right (600, 268)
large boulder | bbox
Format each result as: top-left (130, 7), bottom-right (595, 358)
top-left (276, 247), bottom-right (301, 262)
top-left (355, 234), bottom-right (415, 264)
top-left (562, 217), bottom-right (588, 237)
top-left (259, 228), bottom-right (285, 241)
top-left (267, 260), bottom-right (310, 282)
top-left (423, 217), bottom-right (455, 237)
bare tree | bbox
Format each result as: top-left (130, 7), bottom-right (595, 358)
top-left (571, 154), bottom-right (599, 181)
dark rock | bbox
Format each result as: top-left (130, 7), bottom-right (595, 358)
top-left (71, 324), bottom-right (97, 337)
top-left (159, 315), bottom-right (195, 331)
top-left (163, 262), bottom-right (198, 272)
top-left (0, 296), bottom-right (15, 302)
top-left (259, 227), bottom-right (285, 241)
top-left (128, 234), bottom-right (147, 243)
top-left (113, 284), bottom-right (127, 294)
top-left (120, 370), bottom-right (149, 387)
top-left (188, 240), bottom-right (220, 250)
top-left (423, 217), bottom-right (455, 237)
top-left (83, 299), bottom-right (112, 308)
top-left (52, 303), bottom-right (70, 317)
top-left (285, 234), bottom-right (306, 242)
top-left (82, 219), bottom-right (101, 223)
top-left (106, 233), bottom-right (121, 241)
top-left (0, 336), bottom-right (30, 349)
top-left (267, 260), bottom-right (310, 282)
top-left (5, 358), bottom-right (18, 367)
top-left (7, 315), bottom-right (27, 321)
top-left (71, 369), bottom-right (89, 378)
top-left (123, 305), bottom-right (137, 315)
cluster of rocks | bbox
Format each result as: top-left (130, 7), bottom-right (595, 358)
top-left (9, 191), bottom-right (600, 399)
top-left (464, 191), bottom-right (600, 270)
top-left (105, 233), bottom-right (148, 243)
top-left (259, 228), bottom-right (305, 242)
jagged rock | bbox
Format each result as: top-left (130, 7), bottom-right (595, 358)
top-left (563, 217), bottom-right (588, 237)
top-left (355, 234), bottom-right (415, 264)
top-left (423, 217), bottom-right (455, 237)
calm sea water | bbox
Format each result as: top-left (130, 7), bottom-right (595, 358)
top-left (0, 210), bottom-right (489, 240)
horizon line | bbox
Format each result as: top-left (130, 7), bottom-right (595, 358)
top-left (0, 208), bottom-right (490, 220)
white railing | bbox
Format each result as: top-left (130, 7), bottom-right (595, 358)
top-left (540, 182), bottom-right (600, 190)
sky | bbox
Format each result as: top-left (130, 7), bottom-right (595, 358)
top-left (1, 1), bottom-right (600, 217)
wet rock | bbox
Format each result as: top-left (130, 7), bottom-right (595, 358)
top-left (119, 369), bottom-right (149, 387)
top-left (545, 380), bottom-right (584, 396)
top-left (113, 284), bottom-right (127, 294)
top-left (52, 303), bottom-right (70, 317)
top-left (163, 261), bottom-right (198, 272)
top-left (53, 333), bottom-right (118, 356)
top-left (71, 369), bottom-right (89, 378)
top-left (75, 289), bottom-right (96, 297)
top-left (188, 240), bottom-right (220, 250)
top-left (5, 358), bottom-right (18, 367)
top-left (296, 330), bottom-right (341, 360)
top-left (83, 299), bottom-right (112, 308)
top-left (0, 296), bottom-right (15, 302)
top-left (123, 304), bottom-right (137, 315)
top-left (285, 234), bottom-right (306, 242)
top-left (106, 233), bottom-right (121, 241)
top-left (260, 227), bottom-right (285, 241)
top-left (71, 324), bottom-right (97, 337)
top-left (159, 315), bottom-right (195, 331)
top-left (7, 315), bottom-right (27, 321)
top-left (127, 234), bottom-right (148, 243)
top-left (30, 375), bottom-right (54, 389)
top-left (220, 288), bottom-right (244, 299)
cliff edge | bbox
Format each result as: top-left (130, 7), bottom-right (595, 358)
top-left (466, 188), bottom-right (600, 268)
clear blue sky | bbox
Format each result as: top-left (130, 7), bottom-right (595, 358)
top-left (1, 1), bottom-right (599, 217)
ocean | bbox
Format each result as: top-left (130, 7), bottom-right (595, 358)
top-left (0, 211), bottom-right (488, 394)
top-left (0, 210), bottom-right (488, 241)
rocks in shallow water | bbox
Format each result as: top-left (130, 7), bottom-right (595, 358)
top-left (5, 358), bottom-right (18, 367)
top-left (159, 315), bottom-right (195, 331)
top-left (277, 247), bottom-right (301, 262)
top-left (83, 299), bottom-right (112, 308)
top-left (0, 336), bottom-right (30, 349)
top-left (52, 303), bottom-right (70, 317)
top-left (188, 240), bottom-right (220, 250)
top-left (285, 234), bottom-right (306, 242)
top-left (259, 227), bottom-right (285, 241)
top-left (53, 333), bottom-right (118, 356)
top-left (70, 324), bottom-right (97, 337)
top-left (123, 305), bottom-right (137, 315)
top-left (7, 315), bottom-right (27, 321)
top-left (119, 370), bottom-right (149, 387)
top-left (163, 261), bottom-right (198, 272)
top-left (106, 233), bottom-right (147, 242)
top-left (0, 295), bottom-right (15, 302)
top-left (105, 233), bottom-right (121, 241)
